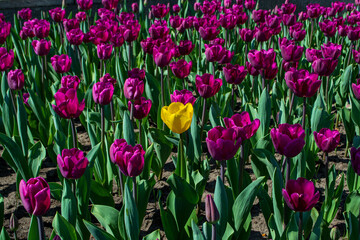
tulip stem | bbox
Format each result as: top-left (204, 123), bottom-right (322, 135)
top-left (261, 71), bottom-right (265, 90)
top-left (288, 93), bottom-right (294, 123)
top-left (302, 97), bottom-right (306, 130)
top-left (239, 143), bottom-right (244, 193)
top-left (41, 56), bottom-right (45, 100)
top-left (220, 161), bottom-right (226, 183)
top-left (128, 42), bottom-right (132, 71)
top-left (110, 100), bottom-right (115, 132)
top-left (178, 133), bottom-right (186, 180)
top-left (70, 118), bottom-right (77, 148)
top-left (9, 89), bottom-right (17, 116)
top-left (324, 152), bottom-right (329, 203)
top-left (37, 216), bottom-right (45, 240)
top-left (231, 86), bottom-right (235, 111)
top-left (298, 212), bottom-right (303, 240)
top-left (138, 120), bottom-right (142, 145)
top-left (133, 176), bottom-right (137, 204)
top-left (76, 46), bottom-right (82, 77)
top-left (309, 19), bottom-right (314, 47)
top-left (200, 98), bottom-right (207, 143)
top-left (325, 76), bottom-right (330, 112)
top-left (348, 42), bottom-right (353, 67)
top-left (101, 106), bottom-right (105, 150)
top-left (130, 100), bottom-right (134, 121)
top-left (211, 223), bottom-right (216, 240)
top-left (286, 157), bottom-right (291, 185)
top-left (212, 62), bottom-right (215, 77)
top-left (161, 67), bottom-right (165, 129)
top-left (118, 167), bottom-right (124, 201)
top-left (199, 35), bottom-right (202, 59)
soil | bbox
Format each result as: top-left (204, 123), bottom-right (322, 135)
top-left (0, 122), bottom-right (350, 240)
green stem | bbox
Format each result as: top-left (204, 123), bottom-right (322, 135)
top-left (179, 133), bottom-right (186, 180)
top-left (239, 143), bottom-right (245, 193)
top-left (37, 216), bottom-right (45, 240)
top-left (70, 118), bottom-right (77, 148)
top-left (118, 167), bottom-right (124, 201)
top-left (133, 176), bottom-right (137, 204)
top-left (101, 106), bottom-right (105, 150)
top-left (324, 153), bottom-right (329, 203)
top-left (212, 223), bottom-right (216, 240)
top-left (302, 97), bottom-right (306, 130)
top-left (200, 98), bottom-right (207, 143)
top-left (220, 161), bottom-right (226, 183)
top-left (298, 212), bottom-right (303, 240)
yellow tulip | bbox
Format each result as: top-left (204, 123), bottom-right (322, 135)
top-left (161, 102), bottom-right (193, 134)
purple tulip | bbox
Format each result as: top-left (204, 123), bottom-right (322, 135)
top-left (313, 128), bottom-right (340, 153)
top-left (23, 93), bottom-right (30, 106)
top-left (210, 38), bottom-right (225, 46)
top-left (127, 97), bottom-right (152, 120)
top-left (298, 12), bottom-right (308, 22)
top-left (223, 63), bottom-right (248, 85)
top-left (66, 28), bottom-right (84, 46)
top-left (352, 79), bottom-right (360, 100)
top-left (61, 75), bottom-right (81, 89)
top-left (254, 23), bottom-right (272, 42)
top-left (177, 40), bottom-right (195, 56)
top-left (244, 0), bottom-right (256, 10)
top-left (282, 177), bottom-right (320, 212)
top-left (102, 0), bottom-right (118, 10)
top-left (99, 73), bottom-right (116, 86)
top-left (149, 25), bottom-right (169, 41)
top-left (110, 31), bottom-right (124, 48)
top-left (347, 26), bottom-right (360, 41)
top-left (206, 126), bottom-right (242, 161)
top-left (171, 89), bottom-right (196, 105)
top-left (19, 177), bottom-right (51, 216)
top-left (141, 38), bottom-right (154, 55)
top-left (200, 1), bottom-right (217, 15)
top-left (77, 0), bottom-right (93, 10)
top-left (75, 12), bottom-right (87, 22)
top-left (224, 112), bottom-right (260, 140)
top-left (31, 39), bottom-right (51, 56)
top-left (204, 44), bottom-right (225, 62)
top-left (97, 43), bottom-right (113, 60)
top-left (279, 38), bottom-right (304, 63)
top-left (218, 50), bottom-right (234, 65)
top-left (110, 140), bottom-right (145, 177)
top-left (271, 123), bottom-right (305, 158)
top-left (169, 15), bottom-right (183, 29)
top-left (51, 54), bottom-right (72, 74)
top-left (338, 24), bottom-right (349, 37)
top-left (0, 48), bottom-right (14, 72)
top-left (263, 62), bottom-right (278, 80)
top-left (307, 3), bottom-right (321, 18)
top-left (246, 61), bottom-right (260, 77)
top-left (319, 20), bottom-right (337, 37)
top-left (7, 69), bottom-right (24, 91)
top-left (205, 194), bottom-right (220, 223)
top-left (282, 13), bottom-right (296, 27)
top-left (52, 88), bottom-right (85, 119)
top-left (248, 49), bottom-right (276, 70)
top-left (152, 3), bottom-right (170, 19)
top-left (219, 13), bottom-right (237, 29)
top-left (312, 58), bottom-right (338, 76)
top-left (34, 19), bottom-right (50, 39)
top-left (239, 28), bottom-right (256, 42)
top-left (49, 8), bottom-right (65, 22)
top-left (18, 8), bottom-right (32, 20)
top-left (351, 147), bottom-right (360, 176)
top-left (153, 44), bottom-right (174, 68)
top-left (252, 9), bottom-right (268, 23)
top-left (282, 2), bottom-right (296, 14)
top-left (305, 49), bottom-right (322, 63)
top-left (169, 59), bottom-right (192, 79)
top-left (173, 4), bottom-right (180, 13)
top-left (195, 74), bottom-right (222, 99)
top-left (98, 8), bottom-right (115, 20)
top-left (285, 69), bottom-right (321, 98)
top-left (199, 25), bottom-right (220, 41)
top-left (57, 148), bottom-right (89, 179)
top-left (92, 82), bottom-right (114, 105)
top-left (132, 3), bottom-right (139, 13)
top-left (128, 68), bottom-right (145, 80)
top-left (321, 42), bottom-right (342, 60)
top-left (353, 50), bottom-right (360, 64)
top-left (289, 23), bottom-right (306, 42)
top-left (194, 2), bottom-right (201, 11)
top-left (265, 14), bottom-right (281, 29)
top-left (124, 78), bottom-right (144, 100)
top-left (0, 21), bottom-right (10, 45)
top-left (117, 12), bottom-right (134, 24)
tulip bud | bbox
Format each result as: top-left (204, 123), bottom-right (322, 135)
top-left (330, 227), bottom-right (340, 240)
top-left (124, 78), bottom-right (144, 100)
top-left (92, 81), bottom-right (114, 105)
top-left (57, 148), bottom-right (89, 179)
top-left (32, 39), bottom-right (51, 56)
top-left (205, 194), bottom-right (220, 224)
top-left (51, 54), bottom-right (72, 73)
top-left (128, 97), bottom-right (152, 120)
top-left (52, 88), bottom-right (85, 119)
top-left (9, 213), bottom-right (18, 232)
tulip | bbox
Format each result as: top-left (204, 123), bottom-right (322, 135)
top-left (57, 148), bottom-right (89, 179)
top-left (0, 21), bottom-right (10, 45)
top-left (49, 7), bottom-right (65, 22)
top-left (282, 2), bottom-right (296, 14)
top-left (205, 194), bottom-right (220, 225)
top-left (127, 97), bottom-right (152, 120)
top-left (23, 93), bottom-right (30, 106)
top-left (66, 28), bottom-right (84, 46)
top-left (282, 177), bottom-right (320, 212)
top-left (128, 68), bottom-right (145, 80)
top-left (18, 8), bottom-right (32, 20)
top-left (75, 12), bottom-right (87, 22)
top-left (52, 87), bottom-right (85, 119)
top-left (199, 25), bottom-right (220, 41)
top-left (153, 44), bottom-right (174, 68)
top-left (200, 1), bottom-right (217, 15)
top-left (97, 43), bottom-right (113, 60)
top-left (140, 38), bottom-right (154, 55)
top-left (77, 0), bottom-right (93, 10)
top-left (169, 15), bottom-right (183, 29)
top-left (352, 79), bottom-right (360, 100)
top-left (298, 12), bottom-right (308, 22)
top-left (305, 49), bottom-right (322, 63)
top-left (123, 78), bottom-right (144, 100)
top-left (239, 28), bottom-right (256, 42)
top-left (248, 49), bottom-right (276, 70)
top-left (307, 4), bottom-right (321, 18)
top-left (219, 13), bottom-right (237, 29)
top-left (263, 62), bottom-right (278, 80)
top-left (177, 40), bottom-right (195, 56)
top-left (132, 3), bottom-right (139, 13)
top-left (312, 58), bottom-right (338, 76)
top-left (285, 69), bottom-right (321, 98)
top-left (61, 75), bottom-right (80, 89)
top-left (7, 69), bottom-right (24, 91)
top-left (314, 128), bottom-right (340, 153)
top-left (0, 48), bottom-right (13, 72)
top-left (19, 177), bottom-right (51, 216)
top-left (171, 89), bottom-right (196, 105)
top-left (351, 147), bottom-right (360, 176)
top-left (31, 39), bottom-right (51, 56)
top-left (110, 140), bottom-right (145, 177)
top-left (173, 4), bottom-right (180, 13)
top-left (244, 0), bottom-right (256, 10)
top-left (353, 50), bottom-right (360, 64)
top-left (319, 20), bottom-right (337, 37)
top-left (152, 3), bottom-right (170, 19)
top-left (100, 73), bottom-right (116, 85)
top-left (265, 14), bottom-right (281, 29)
top-left (271, 123), bottom-right (305, 158)
top-left (98, 8), bottom-right (115, 20)
top-left (246, 61), bottom-right (260, 77)
top-left (210, 38), bottom-right (225, 46)
top-left (118, 12), bottom-right (134, 24)
top-left (102, 0), bottom-right (119, 9)
top-left (34, 20), bottom-right (50, 39)
top-left (194, 2), bottom-right (201, 11)
top-left (9, 213), bottom-right (18, 232)
top-left (218, 50), bottom-right (234, 65)
top-left (280, 40), bottom-right (304, 63)
top-left (338, 24), bottom-right (349, 37)
top-left (347, 26), bottom-right (360, 41)
top-left (92, 81), bottom-right (114, 105)
top-left (321, 42), bottom-right (342, 60)
top-left (195, 74), bottom-right (222, 99)
top-left (224, 112), bottom-right (260, 141)
top-left (161, 102), bottom-right (193, 134)
top-left (51, 54), bottom-right (72, 73)
top-left (223, 64), bottom-right (248, 85)
top-left (110, 31), bottom-right (124, 48)
top-left (170, 59), bottom-right (192, 79)
top-left (63, 19), bottom-right (80, 32)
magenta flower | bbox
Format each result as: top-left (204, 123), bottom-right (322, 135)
top-left (171, 89), bottom-right (196, 105)
top-left (141, 38), bottom-right (154, 55)
top-left (224, 112), bottom-right (260, 140)
top-left (149, 23), bottom-right (169, 40)
top-left (18, 8), bottom-right (32, 20)
top-left (312, 58), bottom-right (338, 76)
top-left (170, 59), bottom-right (192, 79)
top-left (151, 3), bottom-right (170, 19)
top-left (97, 43), bottom-right (113, 60)
top-left (319, 20), bottom-right (337, 37)
top-left (305, 49), bottom-right (322, 63)
top-left (63, 19), bottom-right (80, 33)
top-left (124, 78), bottom-right (144, 100)
top-left (313, 128), bottom-right (340, 153)
top-left (110, 140), bottom-right (145, 177)
top-left (254, 24), bottom-right (272, 42)
top-left (206, 126), bottom-right (242, 161)
top-left (204, 44), bottom-right (224, 62)
top-left (351, 147), bottom-right (360, 176)
top-left (127, 97), bottom-right (152, 120)
top-left (271, 123), bottom-right (305, 158)
top-left (51, 54), bottom-right (72, 73)
top-left (239, 28), bottom-right (256, 42)
top-left (282, 177), bottom-right (320, 212)
top-left (352, 79), bottom-right (360, 100)
top-left (0, 48), bottom-right (14, 72)
top-left (219, 13), bottom-right (237, 29)
top-left (321, 42), bottom-right (342, 60)
top-left (246, 61), bottom-right (260, 76)
top-left (347, 26), bottom-right (360, 41)
top-left (218, 50), bottom-right (234, 65)
top-left (31, 39), bottom-right (51, 56)
top-left (57, 148), bottom-right (89, 179)
top-left (263, 62), bottom-right (278, 80)
top-left (173, 4), bottom-right (180, 13)
top-left (49, 7), bottom-right (65, 22)
top-left (0, 21), bottom-right (11, 45)
top-left (244, 0), bottom-right (256, 10)
top-left (75, 12), bottom-right (87, 22)
top-left (353, 50), bottom-right (360, 64)
top-left (33, 19), bottom-right (50, 39)
top-left (279, 38), bottom-right (304, 63)
top-left (195, 74), bottom-right (222, 99)
top-left (200, 1), bottom-right (217, 15)
top-left (102, 0), bottom-right (118, 10)
top-left (205, 194), bottom-right (220, 224)
top-left (132, 3), bottom-right (139, 13)
top-left (110, 31), bottom-right (124, 48)
top-left (128, 68), bottom-right (145, 80)
top-left (19, 177), bottom-right (51, 216)
top-left (23, 93), bottom-right (30, 106)
top-left (248, 49), bottom-right (276, 70)
top-left (7, 69), bottom-right (25, 91)
top-left (52, 88), bottom-right (85, 119)
top-left (199, 25), bottom-right (220, 41)
top-left (66, 28), bottom-right (84, 46)
top-left (61, 75), bottom-right (81, 89)
top-left (153, 44), bottom-right (174, 68)
top-left (177, 40), bottom-right (195, 56)
top-left (92, 82), bottom-right (114, 105)
top-left (252, 9), bottom-right (268, 23)
top-left (285, 69), bottom-right (321, 98)
top-left (223, 63), bottom-right (248, 85)
top-left (289, 23), bottom-right (306, 42)
top-left (100, 73), bottom-right (116, 85)
top-left (307, 4), bottom-right (321, 18)
top-left (77, 0), bottom-right (93, 10)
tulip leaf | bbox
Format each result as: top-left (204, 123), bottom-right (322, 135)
top-left (61, 179), bottom-right (77, 227)
top-left (285, 213), bottom-right (298, 240)
top-left (340, 64), bottom-right (353, 97)
top-left (142, 229), bottom-right (161, 240)
top-left (89, 180), bottom-right (115, 207)
top-left (28, 142), bottom-right (46, 178)
top-left (159, 191), bottom-right (179, 240)
top-left (124, 184), bottom-right (139, 240)
top-left (2, 91), bottom-right (14, 137)
top-left (123, 111), bottom-right (135, 146)
top-left (16, 94), bottom-right (28, 156)
top-left (232, 177), bottom-right (265, 234)
top-left (83, 220), bottom-right (117, 240)
top-left (258, 89), bottom-right (271, 136)
top-left (137, 175), bottom-right (156, 225)
top-left (140, 144), bottom-right (154, 180)
top-left (347, 161), bottom-right (360, 193)
top-left (311, 95), bottom-right (333, 132)
top-left (49, 182), bottom-right (63, 201)
top-left (167, 173), bottom-right (199, 205)
top-left (91, 205), bottom-right (120, 239)
top-left (52, 212), bottom-right (78, 240)
top-left (272, 168), bottom-right (284, 236)
top-left (0, 133), bottom-right (31, 181)
top-left (214, 177), bottom-right (228, 237)
top-left (191, 220), bottom-right (205, 240)
top-left (0, 227), bottom-right (10, 240)
top-left (209, 101), bottom-right (222, 128)
top-left (28, 215), bottom-right (39, 240)
top-left (85, 142), bottom-right (101, 168)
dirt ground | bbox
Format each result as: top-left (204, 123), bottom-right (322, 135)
top-left (0, 122), bottom-right (350, 240)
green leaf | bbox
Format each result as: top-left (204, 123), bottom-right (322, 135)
top-left (142, 229), bottom-right (161, 240)
top-left (340, 64), bottom-right (353, 97)
top-left (167, 174), bottom-right (199, 205)
top-left (91, 205), bottom-right (120, 239)
top-left (137, 176), bottom-right (156, 225)
top-left (49, 182), bottom-right (63, 201)
top-left (90, 180), bottom-right (115, 207)
top-left (191, 220), bottom-right (205, 240)
top-left (123, 111), bottom-right (135, 146)
top-left (159, 192), bottom-right (179, 239)
top-left (61, 179), bottom-right (77, 226)
top-left (53, 212), bottom-right (77, 240)
top-left (28, 142), bottom-right (46, 177)
top-left (86, 143), bottom-right (101, 168)
top-left (83, 220), bottom-right (117, 240)
top-left (345, 191), bottom-right (360, 216)
top-left (258, 89), bottom-right (271, 136)
top-left (28, 215), bottom-right (39, 240)
top-left (214, 177), bottom-right (228, 237)
top-left (285, 213), bottom-right (298, 240)
top-left (124, 184), bottom-right (139, 240)
top-left (16, 94), bottom-right (28, 156)
top-left (0, 227), bottom-right (10, 240)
